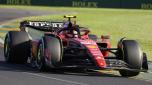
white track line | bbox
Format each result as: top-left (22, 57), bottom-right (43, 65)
top-left (23, 72), bottom-right (89, 85)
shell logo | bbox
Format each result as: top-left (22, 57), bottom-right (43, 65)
top-left (86, 45), bottom-right (97, 49)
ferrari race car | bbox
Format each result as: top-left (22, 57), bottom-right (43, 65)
top-left (4, 15), bottom-right (148, 77)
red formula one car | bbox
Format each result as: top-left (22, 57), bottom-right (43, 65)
top-left (4, 15), bottom-right (148, 77)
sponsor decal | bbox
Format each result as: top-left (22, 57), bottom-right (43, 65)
top-left (141, 3), bottom-right (152, 9)
top-left (7, 0), bottom-right (31, 5)
top-left (72, 1), bottom-right (98, 8)
top-left (29, 21), bottom-right (63, 28)
top-left (80, 40), bottom-right (96, 45)
top-left (86, 45), bottom-right (97, 49)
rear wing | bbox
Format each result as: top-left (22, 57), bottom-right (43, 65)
top-left (20, 21), bottom-right (64, 32)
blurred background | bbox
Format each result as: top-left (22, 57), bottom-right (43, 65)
top-left (0, 0), bottom-right (152, 9)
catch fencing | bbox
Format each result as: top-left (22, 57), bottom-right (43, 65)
top-left (0, 0), bottom-right (152, 9)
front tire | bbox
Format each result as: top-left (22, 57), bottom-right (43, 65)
top-left (142, 53), bottom-right (148, 70)
top-left (118, 40), bottom-right (142, 77)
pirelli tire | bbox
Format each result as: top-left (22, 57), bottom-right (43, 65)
top-left (36, 35), bottom-right (63, 71)
top-left (4, 31), bottom-right (30, 63)
top-left (118, 40), bottom-right (143, 77)
top-left (36, 41), bottom-right (47, 71)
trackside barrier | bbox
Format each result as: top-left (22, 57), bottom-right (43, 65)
top-left (0, 0), bottom-right (152, 9)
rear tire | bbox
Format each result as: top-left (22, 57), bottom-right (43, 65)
top-left (36, 42), bottom-right (47, 71)
top-left (118, 40), bottom-right (142, 77)
top-left (36, 36), bottom-right (62, 71)
top-left (4, 31), bottom-right (30, 63)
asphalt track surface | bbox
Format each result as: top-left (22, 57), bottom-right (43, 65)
top-left (0, 8), bottom-right (152, 85)
top-left (0, 8), bottom-right (68, 24)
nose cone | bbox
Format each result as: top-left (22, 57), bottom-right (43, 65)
top-left (77, 39), bottom-right (107, 68)
top-left (85, 44), bottom-right (107, 68)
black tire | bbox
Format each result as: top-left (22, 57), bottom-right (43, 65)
top-left (118, 40), bottom-right (142, 77)
top-left (36, 41), bottom-right (47, 71)
top-left (88, 34), bottom-right (98, 41)
top-left (142, 53), bottom-right (148, 70)
top-left (36, 36), bottom-right (62, 71)
top-left (4, 31), bottom-right (30, 63)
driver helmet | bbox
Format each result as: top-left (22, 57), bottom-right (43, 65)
top-left (64, 30), bottom-right (78, 38)
top-left (73, 30), bottom-right (78, 38)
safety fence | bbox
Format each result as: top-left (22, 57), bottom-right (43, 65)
top-left (0, 0), bottom-right (152, 9)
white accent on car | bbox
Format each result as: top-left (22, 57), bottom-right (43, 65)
top-left (0, 38), bottom-right (4, 44)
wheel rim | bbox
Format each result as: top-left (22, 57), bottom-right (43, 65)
top-left (4, 37), bottom-right (10, 61)
top-left (36, 43), bottom-right (43, 69)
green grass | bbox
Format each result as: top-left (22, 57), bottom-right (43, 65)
top-left (0, 5), bottom-right (152, 61)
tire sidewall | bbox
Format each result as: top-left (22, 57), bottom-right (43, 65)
top-left (122, 40), bottom-right (143, 69)
top-left (118, 40), bottom-right (143, 77)
top-left (4, 34), bottom-right (11, 62)
top-left (36, 39), bottom-right (46, 71)
top-left (4, 31), bottom-right (30, 63)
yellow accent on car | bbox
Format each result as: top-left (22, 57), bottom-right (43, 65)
top-left (87, 45), bottom-right (97, 49)
top-left (64, 15), bottom-right (76, 18)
